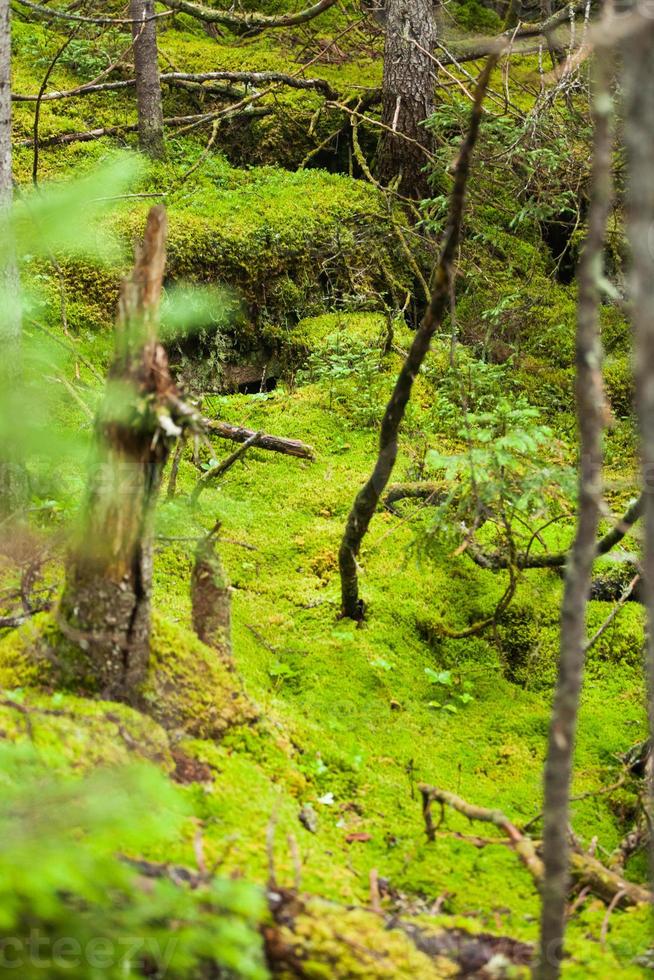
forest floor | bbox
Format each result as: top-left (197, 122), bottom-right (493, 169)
top-left (0, 3), bottom-right (651, 977)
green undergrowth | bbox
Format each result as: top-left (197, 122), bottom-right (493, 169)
top-left (4, 374), bottom-right (648, 975)
top-left (3, 6), bottom-right (650, 975)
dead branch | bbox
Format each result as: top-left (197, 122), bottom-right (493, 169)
top-left (467, 492), bottom-right (643, 571)
top-left (13, 70), bottom-right (338, 103)
top-left (161, 0), bottom-right (338, 35)
top-left (17, 106), bottom-right (271, 149)
top-left (206, 420), bottom-right (314, 460)
top-left (13, 0), bottom-right (173, 25)
top-left (419, 784), bottom-right (652, 909)
top-left (383, 481), bottom-right (446, 514)
top-left (191, 431), bottom-right (261, 503)
top-left (420, 784), bottom-right (544, 882)
top-left (435, 1), bottom-right (591, 67)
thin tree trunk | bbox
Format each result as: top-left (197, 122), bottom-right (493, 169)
top-left (59, 207), bottom-right (177, 701)
top-left (536, 54), bottom-right (613, 980)
top-left (339, 57), bottom-right (497, 620)
top-left (0, 0), bottom-right (26, 517)
top-left (377, 0), bottom-right (438, 199)
top-left (623, 18), bottom-right (654, 906)
top-left (130, 0), bottom-right (165, 159)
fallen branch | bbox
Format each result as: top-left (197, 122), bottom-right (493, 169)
top-left (467, 493), bottom-right (643, 570)
top-left (419, 783), bottom-right (652, 909)
top-left (206, 420), bottom-right (314, 460)
top-left (161, 0), bottom-right (338, 34)
top-left (191, 432), bottom-right (261, 503)
top-left (420, 784), bottom-right (544, 883)
top-left (436, 1), bottom-right (591, 67)
top-left (383, 481), bottom-right (446, 514)
top-left (17, 106), bottom-right (271, 149)
top-left (13, 70), bottom-right (337, 103)
top-left (13, 0), bottom-right (173, 25)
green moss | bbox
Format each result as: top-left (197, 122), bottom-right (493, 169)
top-left (6, 11), bottom-right (650, 974)
top-left (0, 691), bottom-right (173, 773)
top-left (143, 613), bottom-right (258, 738)
top-left (0, 613), bottom-right (55, 689)
top-left (449, 0), bottom-right (503, 34)
top-left (294, 312), bottom-right (389, 350)
top-left (604, 354), bottom-right (635, 419)
top-left (0, 612), bottom-right (256, 740)
top-left (276, 899), bottom-right (458, 978)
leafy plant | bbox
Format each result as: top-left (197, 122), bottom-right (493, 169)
top-left (268, 659), bottom-right (298, 689)
top-left (299, 331), bottom-right (387, 428)
top-left (425, 668), bottom-right (475, 713)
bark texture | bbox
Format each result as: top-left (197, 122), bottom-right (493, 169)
top-left (130, 0), bottom-right (165, 159)
top-left (378, 0), bottom-right (438, 199)
top-left (59, 207), bottom-right (178, 701)
top-left (624, 17), bottom-right (654, 903)
top-left (191, 530), bottom-right (232, 659)
top-left (537, 55), bottom-right (613, 980)
top-left (339, 57), bottom-right (496, 620)
top-left (0, 0), bottom-right (26, 516)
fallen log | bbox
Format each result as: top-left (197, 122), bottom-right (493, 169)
top-left (383, 481), bottom-right (446, 514)
top-left (419, 783), bottom-right (652, 909)
top-left (206, 420), bottom-right (315, 460)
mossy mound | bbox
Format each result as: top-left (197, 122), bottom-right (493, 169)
top-left (494, 585), bottom-right (644, 690)
top-left (0, 691), bottom-right (173, 773)
top-left (45, 160), bottom-right (413, 389)
top-left (0, 612), bottom-right (257, 740)
top-left (143, 614), bottom-right (258, 738)
top-left (293, 312), bottom-right (389, 351)
top-left (270, 898), bottom-right (459, 979)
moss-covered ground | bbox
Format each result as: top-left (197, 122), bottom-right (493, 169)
top-left (1, 2), bottom-right (651, 976)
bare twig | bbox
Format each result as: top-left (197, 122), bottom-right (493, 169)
top-left (191, 431), bottom-right (261, 504)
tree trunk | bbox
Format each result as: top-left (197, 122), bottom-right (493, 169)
top-left (0, 0), bottom-right (11, 203)
top-left (130, 0), bottom-right (165, 159)
top-left (624, 17), bottom-right (654, 904)
top-left (536, 55), bottom-right (613, 980)
top-left (191, 530), bottom-right (232, 660)
top-left (377, 0), bottom-right (438, 199)
top-left (339, 58), bottom-right (496, 619)
top-left (59, 206), bottom-right (177, 701)
top-left (0, 0), bottom-right (27, 517)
